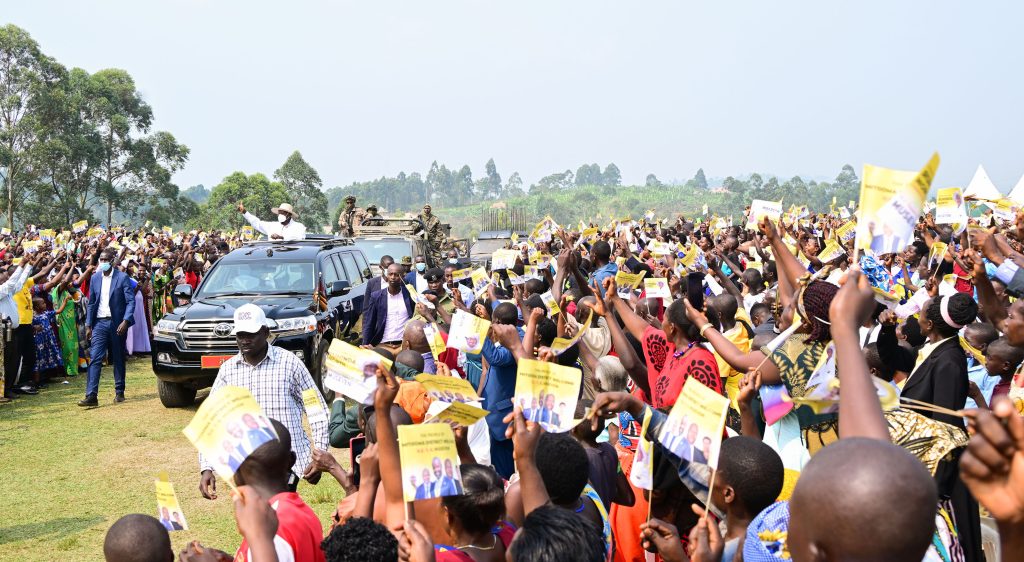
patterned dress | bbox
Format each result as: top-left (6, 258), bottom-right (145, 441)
top-left (33, 309), bottom-right (63, 373)
top-left (762, 337), bottom-right (838, 453)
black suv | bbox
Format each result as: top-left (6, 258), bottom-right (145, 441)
top-left (151, 235), bottom-right (370, 407)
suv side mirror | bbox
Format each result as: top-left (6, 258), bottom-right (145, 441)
top-left (174, 284), bottom-right (193, 300)
top-left (330, 280), bottom-right (351, 297)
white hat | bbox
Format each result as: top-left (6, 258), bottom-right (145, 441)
top-left (271, 202), bottom-right (298, 218)
top-left (231, 304), bottom-right (271, 334)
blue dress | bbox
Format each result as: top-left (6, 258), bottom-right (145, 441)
top-left (33, 310), bottom-right (64, 372)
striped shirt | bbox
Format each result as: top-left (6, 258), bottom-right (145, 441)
top-left (199, 345), bottom-right (329, 477)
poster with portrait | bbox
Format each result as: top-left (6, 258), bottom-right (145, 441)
top-left (935, 187), bottom-right (967, 226)
top-left (155, 473), bottom-right (189, 531)
top-left (182, 386), bottom-right (279, 481)
top-left (655, 377), bottom-right (729, 468)
top-left (643, 277), bottom-right (671, 299)
top-left (746, 199), bottom-right (783, 229)
top-left (614, 270), bottom-right (646, 299)
top-left (322, 339), bottom-right (394, 404)
top-left (855, 153), bottom-right (939, 255)
top-left (415, 374), bottom-right (481, 404)
top-left (447, 309), bottom-right (491, 354)
top-left (425, 401), bottom-right (490, 428)
top-left (398, 424), bottom-right (464, 502)
top-left (513, 359), bottom-right (581, 433)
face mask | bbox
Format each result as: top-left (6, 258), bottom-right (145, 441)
top-left (416, 263), bottom-right (426, 272)
top-left (277, 214), bottom-right (288, 224)
top-left (448, 258), bottom-right (458, 265)
top-left (99, 262), bottom-right (111, 273)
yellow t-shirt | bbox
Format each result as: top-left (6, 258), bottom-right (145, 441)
top-left (716, 325), bottom-right (751, 411)
top-left (14, 278), bottom-right (35, 325)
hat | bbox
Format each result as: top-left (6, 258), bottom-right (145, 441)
top-left (423, 204), bottom-right (432, 209)
top-left (423, 267), bottom-right (444, 283)
top-left (367, 204), bottom-right (378, 211)
top-left (231, 304), bottom-right (271, 334)
top-left (271, 203), bottom-right (298, 218)
top-left (400, 256), bottom-right (413, 265)
top-left (344, 195), bottom-right (356, 203)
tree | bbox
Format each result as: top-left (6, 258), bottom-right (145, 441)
top-left (484, 158), bottom-right (501, 198)
top-left (693, 168), bottom-right (708, 190)
top-left (575, 163), bottom-right (602, 186)
top-left (645, 173), bottom-right (661, 187)
top-left (183, 184), bottom-right (209, 203)
top-left (197, 171), bottom-right (289, 230)
top-left (749, 173), bottom-right (763, 191)
top-left (453, 165), bottom-right (474, 206)
top-left (274, 150), bottom-right (329, 229)
top-left (0, 24), bottom-right (62, 227)
top-left (505, 171), bottom-right (524, 197)
top-left (602, 163), bottom-right (622, 186)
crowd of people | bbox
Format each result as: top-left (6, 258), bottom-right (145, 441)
top-left (18, 195), bottom-right (1024, 562)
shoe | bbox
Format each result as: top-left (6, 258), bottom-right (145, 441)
top-left (114, 394), bottom-right (125, 403)
top-left (0, 396), bottom-right (11, 404)
top-left (78, 395), bottom-right (98, 407)
top-left (15, 386), bottom-right (38, 395)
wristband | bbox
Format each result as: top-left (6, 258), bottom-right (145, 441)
top-left (699, 323), bottom-right (714, 337)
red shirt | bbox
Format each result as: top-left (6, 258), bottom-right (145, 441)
top-left (234, 492), bottom-right (325, 562)
top-left (641, 325), bottom-right (722, 409)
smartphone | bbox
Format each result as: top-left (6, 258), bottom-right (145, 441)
top-left (349, 436), bottom-right (366, 487)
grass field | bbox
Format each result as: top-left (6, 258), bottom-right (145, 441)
top-left (0, 358), bottom-right (348, 561)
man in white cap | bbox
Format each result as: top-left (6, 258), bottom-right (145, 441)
top-left (197, 304), bottom-right (328, 499)
top-left (237, 201), bottom-right (307, 241)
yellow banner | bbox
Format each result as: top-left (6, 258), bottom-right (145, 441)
top-left (655, 377), bottom-right (729, 468)
top-left (426, 401), bottom-right (489, 428)
top-left (182, 386), bottom-right (278, 480)
top-left (322, 340), bottom-right (394, 404)
top-left (447, 310), bottom-right (491, 354)
top-left (398, 424), bottom-right (462, 502)
top-left (415, 374), bottom-right (481, 403)
top-left (155, 473), bottom-right (189, 531)
top-left (856, 153), bottom-right (940, 254)
top-left (514, 359), bottom-right (582, 432)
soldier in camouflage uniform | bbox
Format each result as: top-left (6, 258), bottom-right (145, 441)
top-left (361, 204), bottom-right (384, 226)
top-left (337, 195), bottom-right (365, 237)
top-left (418, 204), bottom-right (446, 264)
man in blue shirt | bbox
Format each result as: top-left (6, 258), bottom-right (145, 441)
top-left (479, 303), bottom-right (527, 478)
top-left (588, 241), bottom-right (617, 298)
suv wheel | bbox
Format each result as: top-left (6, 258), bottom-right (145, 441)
top-left (158, 380), bottom-right (197, 408)
top-left (312, 340), bottom-right (336, 402)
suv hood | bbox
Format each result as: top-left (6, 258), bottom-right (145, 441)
top-left (172, 295), bottom-right (313, 321)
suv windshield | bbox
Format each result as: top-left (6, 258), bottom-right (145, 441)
top-left (354, 239), bottom-right (413, 266)
top-left (197, 261), bottom-right (315, 297)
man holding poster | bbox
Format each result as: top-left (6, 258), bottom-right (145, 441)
top-left (196, 304), bottom-right (329, 499)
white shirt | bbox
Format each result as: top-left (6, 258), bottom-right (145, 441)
top-left (98, 272), bottom-right (113, 318)
top-left (0, 266), bottom-right (32, 327)
top-left (382, 290), bottom-right (410, 343)
top-left (244, 211), bottom-right (307, 241)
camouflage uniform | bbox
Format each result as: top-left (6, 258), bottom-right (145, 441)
top-left (338, 205), bottom-right (365, 237)
top-left (361, 207), bottom-right (384, 227)
top-left (419, 211), bottom-right (445, 263)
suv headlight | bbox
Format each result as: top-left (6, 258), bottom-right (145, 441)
top-left (273, 315), bottom-right (317, 335)
top-left (154, 319), bottom-right (179, 337)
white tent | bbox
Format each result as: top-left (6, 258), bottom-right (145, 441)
top-left (1007, 173), bottom-right (1024, 205)
top-left (963, 164), bottom-right (1002, 201)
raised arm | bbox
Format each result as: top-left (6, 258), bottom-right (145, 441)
top-left (682, 298), bottom-right (780, 385)
top-left (372, 363), bottom-right (406, 530)
top-left (604, 277), bottom-right (652, 342)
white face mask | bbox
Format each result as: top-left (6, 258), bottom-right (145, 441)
top-left (277, 214), bottom-right (288, 224)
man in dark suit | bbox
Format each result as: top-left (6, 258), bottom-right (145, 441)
top-left (79, 248), bottom-right (136, 407)
top-left (361, 263), bottom-right (413, 354)
top-left (361, 255), bottom-right (395, 315)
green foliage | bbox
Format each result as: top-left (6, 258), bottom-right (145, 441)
top-left (182, 184), bottom-right (209, 203)
top-left (274, 150), bottom-right (329, 229)
top-left (693, 168), bottom-right (708, 189)
top-left (194, 171), bottom-right (289, 231)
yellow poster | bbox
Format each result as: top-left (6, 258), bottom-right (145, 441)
top-left (422, 323), bottom-right (447, 362)
top-left (994, 198), bottom-right (1019, 222)
top-left (928, 242), bottom-right (948, 269)
top-left (406, 284), bottom-right (435, 310)
top-left (470, 267), bottom-right (490, 296)
top-left (39, 229), bottom-right (55, 241)
top-left (514, 359), bottom-right (582, 432)
top-left (72, 220), bottom-right (88, 233)
top-left (647, 241), bottom-right (671, 255)
top-left (398, 424), bottom-right (463, 502)
top-left (447, 310), bottom-right (491, 354)
top-left (491, 249), bottom-right (519, 270)
top-left (23, 240), bottom-right (41, 253)
top-left (746, 199), bottom-right (783, 229)
top-left (426, 401), bottom-right (490, 428)
top-left (322, 339), bottom-right (394, 404)
top-left (655, 377), bottom-right (729, 468)
top-left (856, 153), bottom-right (940, 254)
top-left (835, 221), bottom-right (857, 243)
top-left (935, 187), bottom-right (966, 226)
top-left (817, 239), bottom-right (846, 264)
top-left (539, 291), bottom-right (561, 316)
top-left (450, 267), bottom-right (472, 282)
top-left (241, 225), bottom-right (254, 239)
top-left (643, 277), bottom-right (671, 299)
top-left (155, 473), bottom-right (189, 531)
top-left (415, 374), bottom-right (481, 403)
top-left (182, 386), bottom-right (279, 480)
top-left (614, 270), bottom-right (646, 299)
top-left (302, 388), bottom-right (328, 426)
top-left (629, 408), bottom-right (654, 490)
top-left (679, 243), bottom-right (701, 269)
top-left (162, 226), bottom-right (173, 236)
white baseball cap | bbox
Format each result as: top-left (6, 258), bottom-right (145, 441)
top-left (231, 304), bottom-right (271, 334)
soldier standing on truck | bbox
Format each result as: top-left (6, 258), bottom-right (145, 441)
top-left (337, 196), bottom-right (365, 237)
top-left (361, 204), bottom-right (384, 227)
top-left (418, 204), bottom-right (446, 264)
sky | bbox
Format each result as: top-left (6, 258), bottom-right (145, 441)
top-left (6, 1), bottom-right (1024, 193)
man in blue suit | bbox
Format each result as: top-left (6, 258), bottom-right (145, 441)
top-left (361, 263), bottom-right (413, 353)
top-left (79, 248), bottom-right (136, 407)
